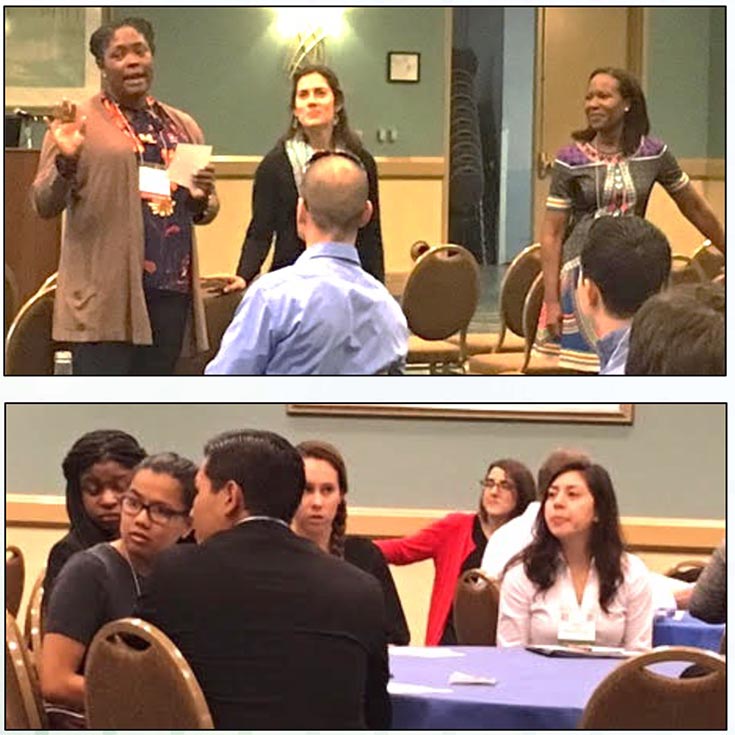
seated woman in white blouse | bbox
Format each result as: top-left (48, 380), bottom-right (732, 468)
top-left (497, 460), bottom-right (653, 651)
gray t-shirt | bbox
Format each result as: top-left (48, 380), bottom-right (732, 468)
top-left (45, 542), bottom-right (142, 650)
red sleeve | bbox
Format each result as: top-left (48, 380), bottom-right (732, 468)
top-left (374, 514), bottom-right (459, 565)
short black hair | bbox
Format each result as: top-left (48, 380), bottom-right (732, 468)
top-left (203, 430), bottom-right (305, 522)
top-left (134, 452), bottom-right (198, 511)
top-left (580, 216), bottom-right (671, 319)
top-left (89, 16), bottom-right (155, 67)
top-left (626, 282), bottom-right (725, 375)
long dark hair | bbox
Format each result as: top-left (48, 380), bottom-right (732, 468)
top-left (510, 461), bottom-right (625, 612)
top-left (284, 64), bottom-right (363, 152)
top-left (478, 458), bottom-right (536, 524)
top-left (572, 67), bottom-right (650, 156)
top-left (296, 440), bottom-right (348, 558)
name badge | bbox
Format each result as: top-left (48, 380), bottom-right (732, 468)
top-left (557, 609), bottom-right (596, 645)
top-left (139, 164), bottom-right (171, 200)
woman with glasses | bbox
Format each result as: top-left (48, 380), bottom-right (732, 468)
top-left (224, 64), bottom-right (384, 292)
top-left (40, 452), bottom-right (196, 723)
top-left (43, 429), bottom-right (147, 611)
top-left (292, 440), bottom-right (410, 645)
top-left (375, 459), bottom-right (535, 645)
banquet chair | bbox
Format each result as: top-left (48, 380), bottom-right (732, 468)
top-left (5, 264), bottom-right (20, 334)
top-left (5, 546), bottom-right (25, 618)
top-left (85, 617), bottom-right (214, 729)
top-left (579, 646), bottom-right (725, 729)
top-left (175, 282), bottom-right (243, 374)
top-left (453, 569), bottom-right (500, 645)
top-left (665, 560), bottom-right (706, 584)
top-left (448, 242), bottom-right (540, 357)
top-left (23, 568), bottom-right (45, 670)
top-left (402, 244), bottom-right (480, 373)
top-left (690, 241), bottom-right (724, 281)
top-left (5, 611), bottom-right (47, 729)
top-left (5, 285), bottom-right (58, 375)
top-left (668, 254), bottom-right (702, 288)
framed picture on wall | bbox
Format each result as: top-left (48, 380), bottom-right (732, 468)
top-left (5, 7), bottom-right (103, 112)
top-left (287, 404), bottom-right (635, 424)
top-left (387, 51), bottom-right (421, 83)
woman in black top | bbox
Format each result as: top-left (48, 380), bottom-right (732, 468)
top-left (292, 440), bottom-right (409, 645)
top-left (230, 65), bottom-right (384, 288)
top-left (44, 430), bottom-right (147, 609)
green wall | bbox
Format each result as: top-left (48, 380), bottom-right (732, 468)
top-left (5, 404), bottom-right (725, 520)
top-left (645, 7), bottom-right (724, 159)
top-left (114, 7), bottom-right (447, 156)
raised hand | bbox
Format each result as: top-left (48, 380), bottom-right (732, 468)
top-left (46, 100), bottom-right (86, 159)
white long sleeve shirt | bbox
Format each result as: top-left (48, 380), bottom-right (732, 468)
top-left (497, 552), bottom-right (653, 651)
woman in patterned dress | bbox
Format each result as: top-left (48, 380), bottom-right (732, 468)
top-left (534, 67), bottom-right (724, 372)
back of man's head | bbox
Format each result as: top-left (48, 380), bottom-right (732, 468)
top-left (580, 216), bottom-right (671, 319)
top-left (626, 282), bottom-right (725, 375)
top-left (300, 153), bottom-right (370, 243)
top-left (203, 430), bottom-right (305, 522)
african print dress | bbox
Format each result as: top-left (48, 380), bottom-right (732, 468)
top-left (532, 136), bottom-right (689, 372)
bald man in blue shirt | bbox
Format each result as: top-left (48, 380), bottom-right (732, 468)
top-left (206, 152), bottom-right (408, 375)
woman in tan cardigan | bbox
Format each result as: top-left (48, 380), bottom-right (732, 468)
top-left (32, 16), bottom-right (219, 375)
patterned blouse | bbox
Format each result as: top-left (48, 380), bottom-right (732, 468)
top-left (546, 137), bottom-right (689, 262)
top-left (103, 96), bottom-right (195, 293)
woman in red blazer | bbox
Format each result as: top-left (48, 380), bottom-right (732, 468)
top-left (375, 458), bottom-right (535, 645)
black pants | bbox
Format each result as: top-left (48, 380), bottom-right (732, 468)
top-left (72, 291), bottom-right (191, 376)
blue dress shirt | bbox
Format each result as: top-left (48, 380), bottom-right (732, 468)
top-left (597, 325), bottom-right (631, 375)
top-left (205, 242), bottom-right (408, 375)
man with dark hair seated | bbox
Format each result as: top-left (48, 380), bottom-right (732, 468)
top-left (577, 216), bottom-right (671, 375)
top-left (626, 282), bottom-right (725, 375)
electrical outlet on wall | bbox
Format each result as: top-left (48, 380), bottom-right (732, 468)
top-left (388, 127), bottom-right (398, 143)
top-left (377, 128), bottom-right (387, 143)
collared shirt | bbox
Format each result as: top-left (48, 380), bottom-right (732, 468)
top-left (206, 242), bottom-right (408, 375)
top-left (497, 552), bottom-right (653, 651)
top-left (597, 324), bottom-right (631, 375)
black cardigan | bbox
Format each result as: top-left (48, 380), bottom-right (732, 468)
top-left (236, 142), bottom-right (385, 283)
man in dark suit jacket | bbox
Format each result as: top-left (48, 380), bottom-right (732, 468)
top-left (137, 429), bottom-right (391, 730)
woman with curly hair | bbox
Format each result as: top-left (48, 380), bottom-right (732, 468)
top-left (497, 460), bottom-right (653, 650)
top-left (292, 440), bottom-right (409, 645)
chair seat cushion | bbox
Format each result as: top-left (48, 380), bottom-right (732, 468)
top-left (407, 335), bottom-right (461, 364)
top-left (448, 331), bottom-right (526, 355)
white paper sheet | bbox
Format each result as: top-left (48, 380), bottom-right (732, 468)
top-left (388, 682), bottom-right (454, 695)
top-left (168, 143), bottom-right (212, 189)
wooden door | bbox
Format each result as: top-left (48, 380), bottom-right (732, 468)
top-left (532, 8), bottom-right (643, 238)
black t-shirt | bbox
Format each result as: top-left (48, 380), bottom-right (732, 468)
top-left (45, 543), bottom-right (142, 655)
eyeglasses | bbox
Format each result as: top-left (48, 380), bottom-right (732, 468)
top-left (479, 479), bottom-right (516, 493)
top-left (121, 493), bottom-right (188, 525)
top-left (305, 149), bottom-right (366, 171)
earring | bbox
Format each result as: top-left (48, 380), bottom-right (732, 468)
top-left (291, 116), bottom-right (298, 131)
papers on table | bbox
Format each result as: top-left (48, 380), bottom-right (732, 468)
top-left (389, 646), bottom-right (466, 658)
top-left (526, 644), bottom-right (637, 659)
top-left (168, 143), bottom-right (212, 190)
top-left (388, 682), bottom-right (453, 695)
top-left (448, 671), bottom-right (497, 686)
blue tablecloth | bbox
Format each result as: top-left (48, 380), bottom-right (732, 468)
top-left (653, 611), bottom-right (725, 651)
top-left (389, 647), bottom-right (627, 729)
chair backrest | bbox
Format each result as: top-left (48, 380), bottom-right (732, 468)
top-left (85, 617), bottom-right (214, 729)
top-left (668, 254), bottom-right (702, 288)
top-left (23, 567), bottom-right (45, 669)
top-left (497, 243), bottom-right (542, 343)
top-left (5, 546), bottom-right (25, 618)
top-left (519, 272), bottom-right (546, 372)
top-left (690, 241), bottom-right (724, 281)
top-left (175, 286), bottom-right (243, 374)
top-left (453, 568), bottom-right (500, 645)
top-left (409, 240), bottom-right (432, 262)
top-left (401, 244), bottom-right (480, 341)
top-left (580, 646), bottom-right (726, 729)
top-left (5, 611), bottom-right (47, 729)
top-left (5, 285), bottom-right (57, 375)
top-left (665, 559), bottom-right (706, 584)
top-left (5, 264), bottom-right (20, 334)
